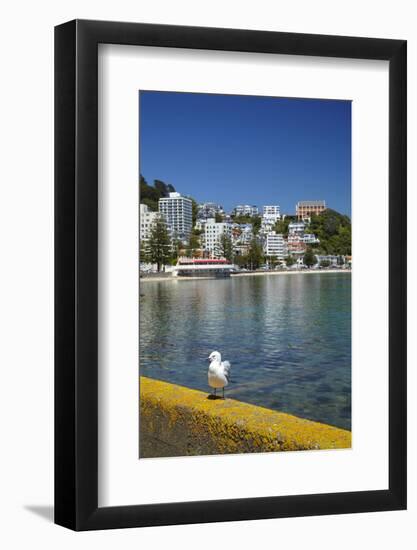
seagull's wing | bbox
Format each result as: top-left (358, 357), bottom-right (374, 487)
top-left (221, 361), bottom-right (231, 381)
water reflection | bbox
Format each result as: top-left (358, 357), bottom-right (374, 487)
top-left (140, 273), bottom-right (351, 430)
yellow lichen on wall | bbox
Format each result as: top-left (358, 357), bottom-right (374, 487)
top-left (139, 376), bottom-right (351, 458)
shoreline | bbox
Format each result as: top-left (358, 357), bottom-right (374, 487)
top-left (140, 269), bottom-right (351, 283)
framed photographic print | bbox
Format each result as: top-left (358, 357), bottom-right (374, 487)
top-left (55, 20), bottom-right (407, 530)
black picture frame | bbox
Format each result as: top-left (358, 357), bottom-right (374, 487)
top-left (55, 19), bottom-right (407, 531)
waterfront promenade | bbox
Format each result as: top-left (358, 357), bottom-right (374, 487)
top-left (140, 377), bottom-right (351, 458)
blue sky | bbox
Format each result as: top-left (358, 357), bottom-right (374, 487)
top-left (139, 91), bottom-right (351, 216)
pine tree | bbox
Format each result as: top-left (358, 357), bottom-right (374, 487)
top-left (247, 238), bottom-right (263, 270)
top-left (139, 239), bottom-right (148, 263)
top-left (185, 232), bottom-right (201, 258)
top-left (303, 248), bottom-right (317, 268)
top-left (217, 233), bottom-right (233, 261)
top-left (146, 217), bottom-right (172, 272)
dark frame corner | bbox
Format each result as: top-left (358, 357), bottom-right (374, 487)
top-left (55, 19), bottom-right (406, 531)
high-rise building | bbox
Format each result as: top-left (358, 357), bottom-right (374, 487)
top-left (296, 200), bottom-right (326, 220)
top-left (158, 192), bottom-right (193, 242)
top-left (264, 232), bottom-right (287, 260)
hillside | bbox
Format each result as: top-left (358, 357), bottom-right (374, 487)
top-left (140, 175), bottom-right (176, 211)
top-left (308, 209), bottom-right (351, 255)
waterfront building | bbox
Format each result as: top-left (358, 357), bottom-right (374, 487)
top-left (140, 203), bottom-right (162, 242)
top-left (203, 218), bottom-right (233, 257)
top-left (159, 192), bottom-right (193, 242)
top-left (172, 258), bottom-right (235, 278)
top-left (263, 231), bottom-right (287, 260)
top-left (296, 200), bottom-right (326, 220)
top-left (233, 204), bottom-right (259, 217)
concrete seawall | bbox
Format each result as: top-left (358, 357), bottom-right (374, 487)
top-left (140, 377), bottom-right (351, 458)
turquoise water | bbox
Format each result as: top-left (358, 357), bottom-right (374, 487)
top-left (140, 273), bottom-right (351, 430)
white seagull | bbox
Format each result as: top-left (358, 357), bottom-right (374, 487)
top-left (207, 351), bottom-right (231, 398)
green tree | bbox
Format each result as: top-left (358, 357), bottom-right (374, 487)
top-left (154, 179), bottom-right (170, 198)
top-left (303, 248), bottom-right (317, 268)
top-left (231, 214), bottom-right (252, 224)
top-left (247, 238), bottom-right (263, 270)
top-left (337, 255), bottom-right (345, 266)
top-left (146, 217), bottom-right (172, 272)
top-left (265, 255), bottom-right (278, 269)
top-left (139, 175), bottom-right (176, 211)
top-left (320, 259), bottom-right (331, 268)
top-left (139, 239), bottom-right (149, 263)
top-left (185, 233), bottom-right (201, 258)
top-left (170, 238), bottom-right (182, 263)
top-left (273, 216), bottom-right (295, 236)
top-left (190, 198), bottom-right (199, 226)
top-left (218, 233), bottom-right (233, 261)
top-left (215, 212), bottom-right (224, 223)
top-left (285, 255), bottom-right (296, 267)
top-left (251, 216), bottom-right (262, 235)
top-left (234, 254), bottom-right (249, 269)
top-left (308, 209), bottom-right (351, 255)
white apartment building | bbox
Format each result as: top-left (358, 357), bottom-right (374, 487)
top-left (197, 202), bottom-right (224, 220)
top-left (232, 223), bottom-right (253, 245)
top-left (139, 203), bottom-right (161, 241)
top-left (262, 205), bottom-right (281, 221)
top-left (264, 231), bottom-right (287, 260)
top-left (194, 219), bottom-right (207, 232)
top-left (203, 218), bottom-right (232, 257)
top-left (233, 204), bottom-right (259, 217)
top-left (158, 192), bottom-right (193, 242)
top-left (288, 221), bottom-right (306, 235)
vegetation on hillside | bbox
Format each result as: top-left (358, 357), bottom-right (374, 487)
top-left (140, 175), bottom-right (176, 211)
top-left (231, 214), bottom-right (262, 234)
top-left (139, 174), bottom-right (351, 269)
top-left (307, 209), bottom-right (351, 256)
top-left (273, 215), bottom-right (296, 236)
